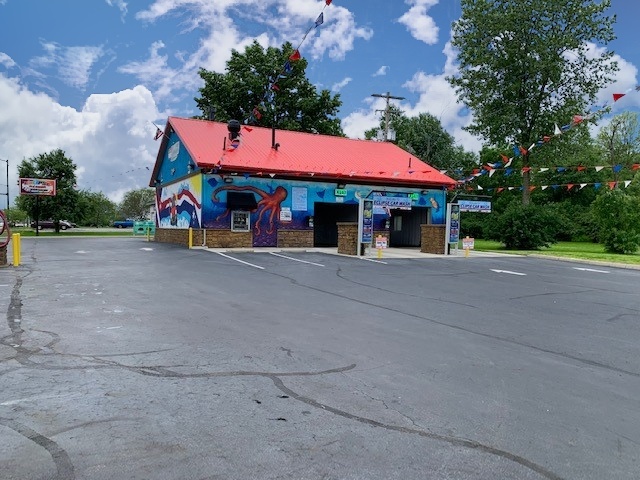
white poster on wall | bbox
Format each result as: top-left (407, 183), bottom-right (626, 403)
top-left (292, 187), bottom-right (307, 211)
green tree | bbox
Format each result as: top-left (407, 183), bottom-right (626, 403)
top-left (596, 112), bottom-right (640, 181)
top-left (16, 149), bottom-right (79, 233)
top-left (195, 41), bottom-right (343, 136)
top-left (77, 190), bottom-right (117, 227)
top-left (118, 188), bottom-right (155, 220)
top-left (591, 188), bottom-right (640, 253)
top-left (449, 0), bottom-right (618, 205)
top-left (365, 107), bottom-right (478, 174)
top-left (4, 207), bottom-right (28, 227)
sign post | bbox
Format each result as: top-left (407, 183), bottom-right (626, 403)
top-left (445, 203), bottom-right (460, 255)
top-left (358, 198), bottom-right (374, 257)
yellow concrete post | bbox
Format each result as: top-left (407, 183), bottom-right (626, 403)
top-left (12, 233), bottom-right (20, 266)
top-left (188, 228), bottom-right (193, 249)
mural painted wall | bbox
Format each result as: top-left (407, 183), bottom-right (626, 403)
top-left (202, 175), bottom-right (446, 247)
top-left (156, 133), bottom-right (193, 185)
top-left (156, 174), bottom-right (202, 228)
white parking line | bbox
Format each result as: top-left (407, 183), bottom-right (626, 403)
top-left (491, 269), bottom-right (526, 276)
top-left (573, 267), bottom-right (610, 274)
top-left (361, 257), bottom-right (387, 265)
top-left (216, 252), bottom-right (265, 269)
top-left (269, 252), bottom-right (325, 267)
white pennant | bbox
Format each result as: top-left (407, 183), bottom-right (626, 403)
top-left (541, 185), bottom-right (549, 190)
top-left (269, 173), bottom-right (276, 178)
top-left (477, 185), bottom-right (483, 190)
top-left (595, 166), bottom-right (605, 172)
top-left (489, 169), bottom-right (496, 177)
top-left (579, 183), bottom-right (587, 189)
top-left (539, 167), bottom-right (549, 172)
top-left (624, 180), bottom-right (632, 188)
top-left (554, 124), bottom-right (562, 135)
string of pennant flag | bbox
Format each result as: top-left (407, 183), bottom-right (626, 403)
top-left (458, 86), bottom-right (640, 184)
top-left (465, 180), bottom-right (635, 193)
top-left (151, 0), bottom-right (334, 144)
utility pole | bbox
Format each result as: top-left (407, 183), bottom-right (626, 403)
top-left (0, 158), bottom-right (7, 209)
top-left (371, 92), bottom-right (405, 141)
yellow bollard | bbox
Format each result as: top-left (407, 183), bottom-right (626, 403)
top-left (377, 247), bottom-right (383, 259)
top-left (464, 247), bottom-right (470, 258)
top-left (12, 233), bottom-right (21, 266)
top-left (188, 227), bottom-right (193, 249)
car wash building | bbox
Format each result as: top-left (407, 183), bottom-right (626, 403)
top-left (149, 117), bottom-right (456, 254)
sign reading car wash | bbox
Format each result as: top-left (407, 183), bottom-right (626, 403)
top-left (458, 199), bottom-right (492, 213)
top-left (372, 192), bottom-right (412, 209)
top-left (19, 178), bottom-right (57, 196)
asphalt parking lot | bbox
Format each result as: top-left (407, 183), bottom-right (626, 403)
top-left (1, 237), bottom-right (639, 479)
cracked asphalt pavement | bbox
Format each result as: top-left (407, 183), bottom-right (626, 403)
top-left (1, 237), bottom-right (639, 479)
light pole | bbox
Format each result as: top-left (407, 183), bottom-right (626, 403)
top-left (0, 158), bottom-right (8, 210)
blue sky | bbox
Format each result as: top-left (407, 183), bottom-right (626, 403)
top-left (0, 0), bottom-right (638, 204)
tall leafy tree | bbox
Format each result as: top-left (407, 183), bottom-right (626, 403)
top-left (118, 188), bottom-right (155, 220)
top-left (16, 149), bottom-right (79, 232)
top-left (77, 190), bottom-right (117, 227)
top-left (196, 41), bottom-right (343, 136)
top-left (449, 0), bottom-right (618, 204)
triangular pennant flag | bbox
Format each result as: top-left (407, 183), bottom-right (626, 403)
top-left (539, 167), bottom-right (549, 173)
top-left (315, 12), bottom-right (324, 27)
top-left (608, 181), bottom-right (617, 190)
top-left (554, 124), bottom-right (562, 135)
top-left (632, 163), bottom-right (640, 170)
top-left (543, 136), bottom-right (551, 143)
top-left (477, 185), bottom-right (484, 190)
top-left (551, 185), bottom-right (559, 190)
top-left (283, 61), bottom-right (292, 74)
top-left (503, 157), bottom-right (513, 168)
top-left (541, 185), bottom-right (549, 190)
top-left (561, 124), bottom-right (571, 132)
top-left (242, 126), bottom-right (253, 132)
top-left (252, 107), bottom-right (262, 120)
top-left (528, 143), bottom-right (536, 151)
top-left (154, 127), bottom-right (163, 140)
top-left (529, 186), bottom-right (536, 192)
top-left (489, 169), bottom-right (496, 177)
top-left (269, 173), bottom-right (276, 178)
top-left (572, 115), bottom-right (584, 124)
top-left (508, 186), bottom-right (515, 190)
top-left (613, 93), bottom-right (625, 102)
top-left (566, 184), bottom-right (574, 191)
top-left (612, 164), bottom-right (623, 173)
top-left (513, 145), bottom-right (521, 157)
top-left (557, 167), bottom-right (566, 172)
top-left (505, 168), bottom-right (513, 176)
top-left (577, 165), bottom-right (586, 171)
top-left (289, 49), bottom-right (301, 61)
top-left (439, 169), bottom-right (448, 175)
top-left (594, 183), bottom-right (601, 189)
top-left (624, 180), bottom-right (632, 188)
top-left (521, 166), bottom-right (531, 173)
top-left (496, 187), bottom-right (504, 193)
top-left (579, 183), bottom-right (587, 190)
top-left (271, 83), bottom-right (280, 91)
top-left (500, 154), bottom-right (510, 164)
top-left (326, 0), bottom-right (332, 4)
top-left (595, 166), bottom-right (605, 172)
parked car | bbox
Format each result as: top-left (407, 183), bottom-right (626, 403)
top-left (31, 219), bottom-right (74, 230)
top-left (112, 219), bottom-right (134, 228)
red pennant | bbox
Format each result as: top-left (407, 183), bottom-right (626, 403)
top-left (242, 126), bottom-right (253, 132)
top-left (577, 165), bottom-right (586, 172)
top-left (566, 184), bottom-right (574, 191)
top-left (543, 136), bottom-right (551, 143)
top-left (529, 186), bottom-right (536, 192)
top-left (500, 154), bottom-right (509, 163)
top-left (252, 108), bottom-right (262, 120)
top-left (326, 0), bottom-right (332, 4)
top-left (289, 49), bottom-right (301, 61)
top-left (519, 146), bottom-right (528, 156)
top-left (521, 167), bottom-right (531, 173)
top-left (608, 181), bottom-right (617, 190)
top-left (572, 115), bottom-right (584, 124)
top-left (632, 163), bottom-right (640, 170)
top-left (613, 93), bottom-right (625, 102)
top-left (271, 83), bottom-right (280, 91)
top-left (496, 187), bottom-right (504, 193)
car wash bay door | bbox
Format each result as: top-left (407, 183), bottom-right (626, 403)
top-left (313, 202), bottom-right (358, 247)
top-left (389, 207), bottom-right (429, 247)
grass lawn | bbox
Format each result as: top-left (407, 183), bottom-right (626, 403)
top-left (471, 239), bottom-right (640, 266)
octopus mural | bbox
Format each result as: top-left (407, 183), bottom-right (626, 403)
top-left (212, 185), bottom-right (288, 236)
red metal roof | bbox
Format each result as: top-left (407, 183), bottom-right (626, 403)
top-left (165, 116), bottom-right (456, 187)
